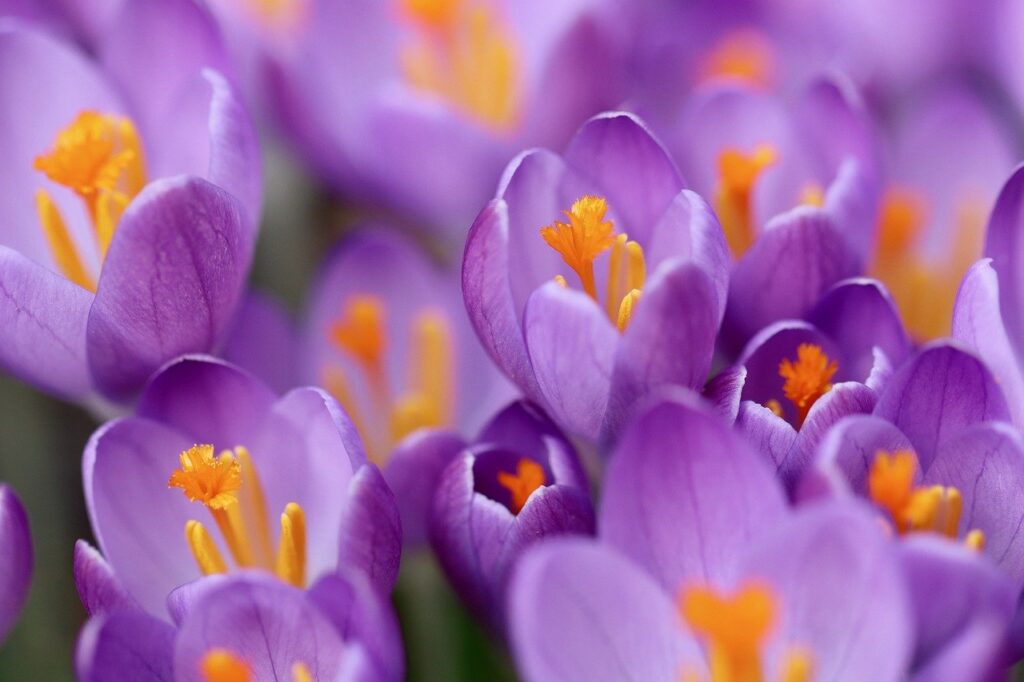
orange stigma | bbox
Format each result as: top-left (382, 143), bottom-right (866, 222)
top-left (33, 110), bottom-right (147, 291)
top-left (698, 29), bottom-right (776, 88)
top-left (399, 0), bottom-right (520, 130)
top-left (778, 344), bottom-right (837, 427)
top-left (496, 458), bottom-right (546, 514)
top-left (168, 445), bottom-right (242, 510)
top-left (540, 195), bottom-right (647, 332)
top-left (714, 144), bottom-right (777, 258)
top-left (868, 450), bottom-right (985, 548)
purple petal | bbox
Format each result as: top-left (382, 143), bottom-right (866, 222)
top-left (925, 422), bottom-right (1024, 591)
top-left (0, 246), bottom-right (92, 399)
top-left (703, 365), bottom-right (746, 424)
top-left (221, 291), bottom-right (297, 395)
top-left (603, 262), bottom-right (721, 444)
top-left (0, 486), bottom-right (30, 642)
top-left (74, 539), bottom-right (137, 616)
top-left (563, 112), bottom-right (684, 245)
top-left (985, 164), bottom-right (1024, 364)
top-left (601, 390), bottom-right (788, 592)
top-left (953, 259), bottom-right (1024, 428)
top-left (76, 611), bottom-right (175, 682)
top-left (136, 355), bottom-right (277, 450)
top-left (336, 465), bottom-right (402, 595)
top-left (742, 502), bottom-right (914, 681)
top-left (873, 342), bottom-right (1011, 469)
top-left (523, 282), bottom-right (616, 442)
top-left (382, 429), bottom-right (466, 548)
top-left (734, 401), bottom-right (798, 474)
top-left (87, 176), bottom-right (251, 400)
top-left (802, 414), bottom-right (915, 499)
top-left (912, 615), bottom-right (1011, 682)
top-left (173, 573), bottom-right (346, 681)
top-left (509, 538), bottom-right (699, 682)
top-left (725, 207), bottom-right (860, 344)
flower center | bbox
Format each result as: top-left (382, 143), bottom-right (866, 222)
top-left (169, 445), bottom-right (308, 587)
top-left (540, 195), bottom-right (647, 332)
top-left (323, 294), bottom-right (454, 463)
top-left (778, 343), bottom-right (837, 427)
top-left (698, 29), bottom-right (776, 88)
top-left (680, 582), bottom-right (812, 682)
top-left (201, 649), bottom-right (312, 682)
top-left (868, 450), bottom-right (985, 550)
top-left (869, 186), bottom-right (986, 341)
top-left (33, 110), bottom-right (147, 292)
top-left (496, 457), bottom-right (546, 514)
top-left (399, 0), bottom-right (520, 130)
top-left (714, 144), bottom-right (777, 258)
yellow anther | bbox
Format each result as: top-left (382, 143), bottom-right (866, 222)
top-left (965, 529), bottom-right (986, 552)
top-left (496, 458), bottom-right (546, 514)
top-left (169, 445), bottom-right (242, 510)
top-left (185, 520), bottom-right (228, 576)
top-left (715, 144), bottom-right (777, 258)
top-left (626, 239), bottom-right (646, 292)
top-left (236, 446), bottom-right (274, 568)
top-left (616, 289), bottom-right (642, 332)
top-left (540, 195), bottom-right (616, 300)
top-left (698, 29), bottom-right (776, 88)
top-left (35, 190), bottom-right (96, 291)
top-left (780, 649), bottom-right (813, 682)
top-left (778, 344), bottom-right (837, 427)
top-left (322, 366), bottom-right (374, 458)
top-left (681, 582), bottom-right (776, 682)
top-left (276, 502), bottom-right (307, 588)
top-left (553, 274), bottom-right (568, 288)
top-left (605, 234), bottom-right (629, 319)
top-left (201, 649), bottom-right (251, 682)
top-left (291, 662), bottom-right (313, 682)
top-left (400, 0), bottom-right (519, 129)
top-left (764, 399), bottom-right (783, 418)
top-left (799, 183), bottom-right (825, 208)
top-left (904, 485), bottom-right (962, 538)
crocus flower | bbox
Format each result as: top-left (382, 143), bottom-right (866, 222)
top-left (464, 111), bottom-right (730, 445)
top-left (0, 0), bottom-right (261, 402)
top-left (428, 399), bottom-right (593, 631)
top-left (233, 0), bottom-right (628, 235)
top-left (303, 228), bottom-right (515, 466)
top-left (75, 355), bottom-right (401, 623)
top-left (509, 390), bottom-right (924, 681)
top-left (0, 485), bottom-right (32, 643)
top-left (708, 277), bottom-right (910, 488)
top-left (76, 569), bottom-right (403, 682)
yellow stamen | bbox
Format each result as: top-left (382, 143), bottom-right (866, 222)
top-left (605, 234), bottom-right (629, 319)
top-left (965, 529), bottom-right (986, 552)
top-left (780, 649), bottom-right (813, 682)
top-left (626, 239), bottom-right (646, 292)
top-left (291, 663), bottom-right (313, 682)
top-left (799, 183), bottom-right (825, 208)
top-left (236, 446), bottom-right (275, 568)
top-left (553, 274), bottom-right (568, 288)
top-left (698, 29), bottom-right (775, 88)
top-left (540, 195), bottom-right (615, 300)
top-left (201, 649), bottom-right (251, 682)
top-left (764, 399), bottom-right (783, 417)
top-left (681, 582), bottom-right (776, 682)
top-left (33, 110), bottom-right (146, 287)
top-left (390, 309), bottom-right (454, 443)
top-left (276, 502), bottom-right (307, 588)
top-left (778, 344), bottom-right (837, 427)
top-left (616, 289), bottom-right (641, 332)
top-left (185, 520), bottom-right (228, 575)
top-left (715, 144), bottom-right (777, 258)
top-left (322, 366), bottom-right (375, 459)
top-left (496, 458), bottom-right (546, 514)
top-left (400, 0), bottom-right (519, 129)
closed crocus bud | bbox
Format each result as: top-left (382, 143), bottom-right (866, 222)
top-left (430, 401), bottom-right (593, 633)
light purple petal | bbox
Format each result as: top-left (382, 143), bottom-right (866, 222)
top-left (87, 176), bottom-right (251, 400)
top-left (221, 291), bottom-right (297, 395)
top-left (601, 390), bottom-right (788, 592)
top-left (873, 342), bottom-right (1011, 469)
top-left (984, 164), bottom-right (1024, 363)
top-left (703, 365), bottom-right (746, 424)
top-left (0, 246), bottom-right (92, 399)
top-left (336, 465), bottom-right (402, 595)
top-left (509, 537), bottom-right (699, 682)
top-left (802, 415), bottom-right (915, 500)
top-left (74, 539), bottom-right (137, 616)
top-left (953, 259), bottom-right (1024, 428)
top-left (524, 282), bottom-right (616, 442)
top-left (734, 401), bottom-right (798, 474)
top-left (0, 485), bottom-right (30, 642)
top-left (75, 610), bottom-right (175, 682)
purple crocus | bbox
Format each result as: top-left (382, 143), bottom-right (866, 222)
top-left (509, 390), bottom-right (930, 681)
top-left (427, 399), bottom-right (593, 633)
top-left (303, 227), bottom-right (515, 467)
top-left (229, 0), bottom-right (628, 235)
top-left (0, 485), bottom-right (32, 643)
top-left (0, 0), bottom-right (261, 402)
top-left (463, 111), bottom-right (729, 445)
top-left (76, 569), bottom-right (403, 682)
top-left (75, 355), bottom-right (401, 623)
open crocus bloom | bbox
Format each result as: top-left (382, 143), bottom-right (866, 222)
top-left (0, 485), bottom-right (32, 644)
top-left (464, 111), bottom-right (730, 445)
top-left (510, 391), bottom-right (921, 681)
top-left (76, 570), bottom-right (403, 682)
top-left (0, 0), bottom-right (261, 402)
top-left (667, 76), bottom-right (879, 351)
top-left (303, 228), bottom-right (515, 466)
top-left (76, 356), bottom-right (401, 621)
top-left (708, 278), bottom-right (911, 488)
top-left (244, 0), bottom-right (628, 234)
